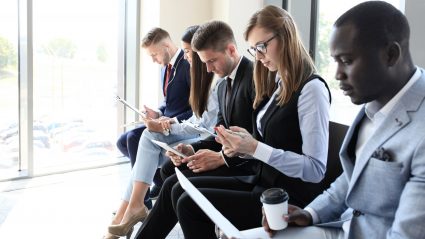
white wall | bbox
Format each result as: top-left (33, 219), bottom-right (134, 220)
top-left (139, 0), bottom-right (264, 108)
top-left (211, 0), bottom-right (264, 58)
top-left (139, 0), bottom-right (214, 108)
top-left (405, 0), bottom-right (425, 67)
top-left (287, 0), bottom-right (311, 51)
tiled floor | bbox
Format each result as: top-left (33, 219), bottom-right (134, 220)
top-left (0, 163), bottom-right (183, 239)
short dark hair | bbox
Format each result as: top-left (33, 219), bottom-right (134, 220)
top-left (181, 25), bottom-right (199, 44)
top-left (141, 27), bottom-right (170, 48)
top-left (191, 20), bottom-right (236, 52)
top-left (334, 1), bottom-right (410, 49)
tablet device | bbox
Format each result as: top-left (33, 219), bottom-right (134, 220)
top-left (181, 121), bottom-right (216, 137)
top-left (151, 139), bottom-right (188, 158)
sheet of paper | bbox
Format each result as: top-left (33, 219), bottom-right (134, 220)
top-left (151, 139), bottom-right (187, 158)
top-left (175, 168), bottom-right (245, 239)
top-left (181, 121), bottom-right (216, 137)
top-left (240, 227), bottom-right (271, 238)
top-left (116, 96), bottom-right (146, 118)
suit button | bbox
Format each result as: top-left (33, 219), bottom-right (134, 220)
top-left (353, 210), bottom-right (362, 217)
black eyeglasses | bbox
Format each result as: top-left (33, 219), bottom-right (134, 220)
top-left (247, 35), bottom-right (277, 57)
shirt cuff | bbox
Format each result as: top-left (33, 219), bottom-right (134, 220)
top-left (155, 109), bottom-right (163, 117)
top-left (169, 118), bottom-right (181, 134)
top-left (304, 207), bottom-right (320, 224)
top-left (220, 150), bottom-right (230, 167)
top-left (187, 144), bottom-right (195, 155)
top-left (252, 142), bottom-right (274, 163)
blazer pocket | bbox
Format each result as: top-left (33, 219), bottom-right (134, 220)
top-left (350, 157), bottom-right (407, 217)
top-left (369, 156), bottom-right (403, 170)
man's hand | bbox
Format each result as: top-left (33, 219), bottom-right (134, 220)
top-left (165, 143), bottom-right (195, 166)
top-left (262, 204), bottom-right (313, 237)
top-left (182, 149), bottom-right (225, 173)
top-left (144, 105), bottom-right (160, 119)
top-left (215, 125), bottom-right (258, 156)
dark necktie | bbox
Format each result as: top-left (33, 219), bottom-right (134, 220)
top-left (164, 64), bottom-right (172, 96)
top-left (225, 77), bottom-right (232, 116)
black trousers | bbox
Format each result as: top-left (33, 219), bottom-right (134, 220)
top-left (174, 176), bottom-right (263, 239)
top-left (134, 162), bottom-right (255, 239)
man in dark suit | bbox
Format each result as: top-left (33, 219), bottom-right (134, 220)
top-left (116, 27), bottom-right (192, 207)
top-left (134, 21), bottom-right (256, 238)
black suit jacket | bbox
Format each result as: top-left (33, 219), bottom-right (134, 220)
top-left (159, 50), bottom-right (192, 122)
top-left (192, 56), bottom-right (255, 165)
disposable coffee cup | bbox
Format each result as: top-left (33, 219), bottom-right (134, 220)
top-left (260, 188), bottom-right (289, 230)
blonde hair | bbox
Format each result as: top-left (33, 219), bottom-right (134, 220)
top-left (244, 5), bottom-right (316, 108)
top-left (141, 27), bottom-right (170, 48)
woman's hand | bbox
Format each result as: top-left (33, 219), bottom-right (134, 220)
top-left (215, 125), bottom-right (258, 156)
top-left (160, 118), bottom-right (175, 132)
top-left (143, 105), bottom-right (160, 119)
top-left (165, 143), bottom-right (194, 166)
top-left (144, 118), bottom-right (164, 133)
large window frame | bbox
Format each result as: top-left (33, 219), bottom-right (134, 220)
top-left (1, 0), bottom-right (138, 181)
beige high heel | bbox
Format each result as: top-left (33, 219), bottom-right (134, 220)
top-left (103, 226), bottom-right (134, 239)
top-left (108, 206), bottom-right (148, 237)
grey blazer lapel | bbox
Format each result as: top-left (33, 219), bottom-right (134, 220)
top-left (340, 108), bottom-right (365, 176)
top-left (349, 74), bottom-right (425, 189)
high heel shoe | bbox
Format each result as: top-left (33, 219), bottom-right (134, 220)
top-left (103, 227), bottom-right (133, 239)
top-left (102, 232), bottom-right (119, 239)
top-left (108, 206), bottom-right (148, 236)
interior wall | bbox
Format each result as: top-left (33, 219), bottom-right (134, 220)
top-left (139, 0), bottom-right (213, 108)
top-left (139, 0), bottom-right (264, 108)
top-left (287, 0), bottom-right (311, 51)
top-left (160, 0), bottom-right (213, 46)
top-left (211, 0), bottom-right (264, 58)
top-left (405, 0), bottom-right (425, 67)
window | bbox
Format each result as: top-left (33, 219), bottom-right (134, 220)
top-left (32, 0), bottom-right (122, 173)
top-left (0, 0), bottom-right (19, 179)
top-left (315, 0), bottom-right (404, 125)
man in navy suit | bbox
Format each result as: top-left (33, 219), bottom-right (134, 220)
top-left (116, 27), bottom-right (192, 207)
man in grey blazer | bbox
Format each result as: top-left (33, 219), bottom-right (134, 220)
top-left (261, 2), bottom-right (425, 239)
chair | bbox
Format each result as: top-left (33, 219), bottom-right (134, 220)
top-left (318, 121), bottom-right (349, 192)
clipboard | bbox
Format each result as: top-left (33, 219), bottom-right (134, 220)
top-left (150, 139), bottom-right (188, 158)
top-left (116, 96), bottom-right (146, 118)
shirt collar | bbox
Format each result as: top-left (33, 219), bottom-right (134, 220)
top-left (365, 67), bottom-right (421, 121)
top-left (227, 56), bottom-right (242, 82)
top-left (169, 48), bottom-right (182, 66)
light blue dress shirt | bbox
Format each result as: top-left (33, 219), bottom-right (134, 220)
top-left (252, 78), bottom-right (330, 183)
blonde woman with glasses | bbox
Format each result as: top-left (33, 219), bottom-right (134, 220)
top-left (168, 5), bottom-right (331, 238)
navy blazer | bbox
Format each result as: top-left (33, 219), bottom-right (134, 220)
top-left (158, 50), bottom-right (192, 122)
